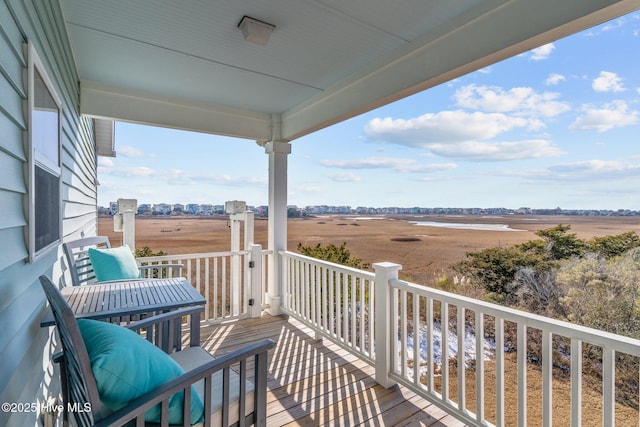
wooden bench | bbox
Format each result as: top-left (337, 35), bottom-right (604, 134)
top-left (63, 236), bottom-right (183, 286)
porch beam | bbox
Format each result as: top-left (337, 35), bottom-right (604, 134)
top-left (265, 138), bottom-right (291, 316)
top-left (80, 80), bottom-right (272, 141)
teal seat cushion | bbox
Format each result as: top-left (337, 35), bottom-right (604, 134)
top-left (88, 245), bottom-right (140, 282)
top-left (78, 319), bottom-right (204, 424)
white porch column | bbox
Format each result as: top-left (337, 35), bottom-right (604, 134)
top-left (265, 139), bottom-right (291, 315)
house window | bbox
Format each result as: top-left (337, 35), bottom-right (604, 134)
top-left (28, 42), bottom-right (62, 261)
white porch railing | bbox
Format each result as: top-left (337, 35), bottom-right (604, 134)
top-left (280, 251), bottom-right (640, 427)
top-left (280, 251), bottom-right (376, 364)
top-left (137, 246), bottom-right (267, 323)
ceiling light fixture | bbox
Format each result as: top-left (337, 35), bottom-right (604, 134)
top-left (237, 15), bottom-right (276, 46)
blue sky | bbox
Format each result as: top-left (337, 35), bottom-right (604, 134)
top-left (98, 12), bottom-right (640, 210)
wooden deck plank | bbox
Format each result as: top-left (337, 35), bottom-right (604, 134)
top-left (199, 314), bottom-right (467, 427)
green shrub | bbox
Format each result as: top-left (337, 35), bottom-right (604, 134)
top-left (135, 246), bottom-right (167, 257)
top-left (558, 253), bottom-right (640, 338)
top-left (514, 267), bottom-right (564, 317)
top-left (453, 243), bottom-right (549, 304)
top-left (135, 247), bottom-right (170, 278)
top-left (588, 231), bottom-right (640, 258)
top-left (296, 242), bottom-right (369, 269)
top-left (452, 225), bottom-right (608, 305)
top-left (535, 224), bottom-right (586, 260)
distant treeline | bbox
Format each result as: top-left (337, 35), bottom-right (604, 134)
top-left (100, 204), bottom-right (640, 217)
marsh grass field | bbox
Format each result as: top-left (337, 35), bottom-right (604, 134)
top-left (99, 214), bottom-right (640, 425)
top-left (99, 214), bottom-right (640, 284)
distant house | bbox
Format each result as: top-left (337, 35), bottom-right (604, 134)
top-left (256, 205), bottom-right (269, 217)
top-left (186, 203), bottom-right (201, 215)
top-left (109, 201), bottom-right (119, 216)
top-left (200, 204), bottom-right (214, 215)
top-left (153, 203), bottom-right (173, 215)
top-left (138, 203), bottom-right (153, 215)
top-left (172, 203), bottom-right (185, 214)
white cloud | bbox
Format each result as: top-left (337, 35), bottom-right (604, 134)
top-left (601, 18), bottom-right (626, 32)
top-left (530, 43), bottom-right (555, 60)
top-left (366, 110), bottom-right (530, 146)
top-left (328, 172), bottom-right (361, 182)
top-left (425, 140), bottom-right (563, 161)
top-left (569, 100), bottom-right (639, 132)
top-left (117, 145), bottom-right (147, 158)
top-left (100, 165), bottom-right (266, 186)
top-left (592, 71), bottom-right (625, 92)
top-left (103, 166), bottom-right (156, 177)
top-left (320, 157), bottom-right (457, 173)
top-left (546, 73), bottom-right (566, 86)
top-left (454, 84), bottom-right (570, 117)
top-left (364, 108), bottom-right (565, 161)
top-left (407, 163), bottom-right (458, 173)
top-left (499, 160), bottom-right (640, 182)
top-left (98, 157), bottom-right (114, 167)
top-left (321, 157), bottom-right (414, 170)
top-left (288, 185), bottom-right (323, 198)
top-left (549, 160), bottom-right (638, 174)
top-left (547, 160), bottom-right (640, 181)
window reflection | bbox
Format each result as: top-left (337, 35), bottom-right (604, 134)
top-left (33, 69), bottom-right (59, 168)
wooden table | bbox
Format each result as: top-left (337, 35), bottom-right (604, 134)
top-left (41, 277), bottom-right (205, 327)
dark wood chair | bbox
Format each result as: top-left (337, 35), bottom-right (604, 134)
top-left (63, 236), bottom-right (183, 286)
top-left (40, 275), bottom-right (274, 426)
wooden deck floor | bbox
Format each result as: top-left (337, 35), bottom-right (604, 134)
top-left (199, 314), bottom-right (467, 427)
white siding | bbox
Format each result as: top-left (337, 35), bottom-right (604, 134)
top-left (0, 1), bottom-right (98, 425)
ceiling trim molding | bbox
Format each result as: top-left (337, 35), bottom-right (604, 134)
top-left (80, 80), bottom-right (272, 141)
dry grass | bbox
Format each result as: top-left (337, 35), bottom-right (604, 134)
top-left (437, 352), bottom-right (639, 427)
top-left (100, 214), bottom-right (640, 284)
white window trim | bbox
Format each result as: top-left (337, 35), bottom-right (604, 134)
top-left (27, 41), bottom-right (63, 263)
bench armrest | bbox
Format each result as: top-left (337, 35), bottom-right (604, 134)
top-left (93, 339), bottom-right (276, 427)
top-left (126, 306), bottom-right (204, 351)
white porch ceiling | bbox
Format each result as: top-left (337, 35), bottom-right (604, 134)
top-left (61, 0), bottom-right (639, 142)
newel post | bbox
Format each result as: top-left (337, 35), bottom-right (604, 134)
top-left (249, 244), bottom-right (263, 318)
top-left (373, 262), bottom-right (402, 388)
top-left (115, 198), bottom-right (137, 251)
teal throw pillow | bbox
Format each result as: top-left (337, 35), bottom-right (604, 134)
top-left (78, 319), bottom-right (204, 424)
top-left (88, 245), bottom-right (140, 282)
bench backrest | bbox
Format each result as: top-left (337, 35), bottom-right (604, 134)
top-left (39, 276), bottom-right (106, 426)
top-left (62, 236), bottom-right (111, 286)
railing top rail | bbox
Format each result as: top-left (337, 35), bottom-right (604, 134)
top-left (137, 250), bottom-right (249, 263)
top-left (280, 250), bottom-right (375, 279)
top-left (390, 278), bottom-right (640, 356)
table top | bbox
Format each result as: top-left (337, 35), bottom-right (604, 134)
top-left (41, 277), bottom-right (205, 327)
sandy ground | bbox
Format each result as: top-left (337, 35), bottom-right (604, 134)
top-left (99, 214), bottom-right (640, 284)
